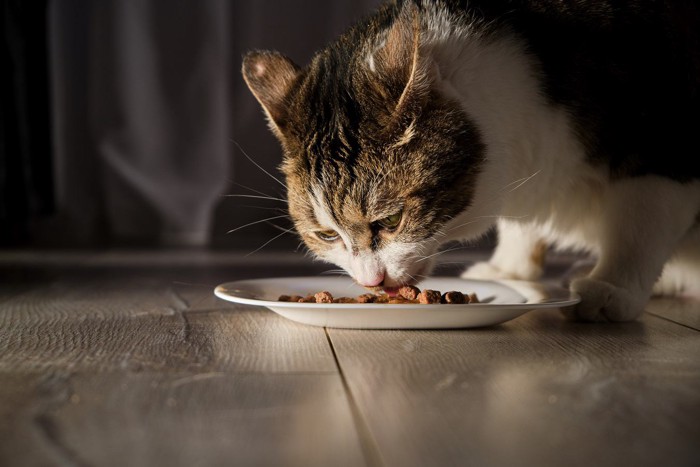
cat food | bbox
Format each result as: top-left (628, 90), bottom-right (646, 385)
top-left (398, 285), bottom-right (421, 301)
top-left (277, 286), bottom-right (478, 305)
top-left (441, 291), bottom-right (466, 304)
top-left (314, 291), bottom-right (334, 303)
top-left (333, 297), bottom-right (358, 303)
top-left (298, 295), bottom-right (316, 303)
top-left (356, 293), bottom-right (377, 303)
top-left (417, 289), bottom-right (442, 304)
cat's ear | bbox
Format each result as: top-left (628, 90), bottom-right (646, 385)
top-left (242, 51), bottom-right (300, 138)
top-left (374, 2), bottom-right (433, 118)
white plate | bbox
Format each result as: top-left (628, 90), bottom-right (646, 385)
top-left (214, 276), bottom-right (580, 329)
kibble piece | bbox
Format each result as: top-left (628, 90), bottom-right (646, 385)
top-left (356, 293), bottom-right (377, 303)
top-left (373, 294), bottom-right (390, 303)
top-left (389, 297), bottom-right (418, 304)
top-left (398, 285), bottom-right (421, 301)
top-left (280, 294), bottom-right (304, 302)
top-left (417, 289), bottom-right (441, 304)
top-left (314, 291), bottom-right (334, 303)
top-left (441, 291), bottom-right (466, 304)
top-left (334, 297), bottom-right (357, 303)
top-left (298, 295), bottom-right (316, 303)
top-left (467, 292), bottom-right (479, 304)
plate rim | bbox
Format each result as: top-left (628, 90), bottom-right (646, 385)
top-left (213, 276), bottom-right (581, 311)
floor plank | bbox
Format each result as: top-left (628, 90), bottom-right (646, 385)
top-left (0, 274), bottom-right (338, 373)
top-left (2, 250), bottom-right (699, 467)
top-left (0, 270), bottom-right (367, 466)
top-left (647, 296), bottom-right (700, 332)
top-left (329, 310), bottom-right (700, 467)
top-left (1, 371), bottom-right (364, 467)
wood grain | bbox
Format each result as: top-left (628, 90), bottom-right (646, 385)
top-left (647, 296), bottom-right (700, 332)
top-left (2, 250), bottom-right (699, 467)
top-left (0, 270), bottom-right (366, 466)
top-left (329, 310), bottom-right (700, 467)
top-left (1, 371), bottom-right (364, 467)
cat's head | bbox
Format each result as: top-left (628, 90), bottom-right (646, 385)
top-left (242, 4), bottom-right (485, 290)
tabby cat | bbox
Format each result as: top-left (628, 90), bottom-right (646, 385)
top-left (242, 0), bottom-right (700, 321)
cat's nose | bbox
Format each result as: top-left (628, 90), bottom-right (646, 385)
top-left (360, 272), bottom-right (385, 287)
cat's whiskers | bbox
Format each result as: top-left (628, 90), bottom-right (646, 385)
top-left (234, 182), bottom-right (283, 200)
top-left (443, 170), bottom-right (541, 234)
top-left (245, 227), bottom-right (296, 257)
top-left (320, 269), bottom-right (350, 276)
top-left (445, 214), bottom-right (529, 233)
top-left (405, 272), bottom-right (420, 284)
top-left (267, 222), bottom-right (297, 234)
top-left (231, 139), bottom-right (288, 190)
top-left (227, 215), bottom-right (291, 234)
top-left (240, 205), bottom-right (289, 213)
top-left (223, 194), bottom-right (287, 203)
top-left (501, 170), bottom-right (541, 194)
top-left (415, 244), bottom-right (473, 263)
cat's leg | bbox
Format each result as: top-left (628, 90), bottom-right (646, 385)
top-left (571, 178), bottom-right (700, 322)
top-left (653, 226), bottom-right (700, 298)
top-left (462, 219), bottom-right (547, 281)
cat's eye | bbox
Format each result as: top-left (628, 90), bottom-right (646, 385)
top-left (377, 211), bottom-right (403, 231)
top-left (315, 230), bottom-right (339, 242)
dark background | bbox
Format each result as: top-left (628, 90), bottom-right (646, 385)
top-left (3, 0), bottom-right (495, 254)
top-left (1, 0), bottom-right (385, 251)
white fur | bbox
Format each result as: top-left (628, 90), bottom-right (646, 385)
top-left (310, 184), bottom-right (343, 238)
top-left (415, 3), bottom-right (700, 320)
top-left (366, 53), bottom-right (377, 73)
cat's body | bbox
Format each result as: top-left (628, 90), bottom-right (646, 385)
top-left (242, 0), bottom-right (700, 321)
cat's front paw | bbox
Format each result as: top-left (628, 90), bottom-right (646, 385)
top-left (569, 278), bottom-right (646, 322)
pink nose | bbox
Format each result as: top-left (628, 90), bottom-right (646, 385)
top-left (360, 272), bottom-right (384, 287)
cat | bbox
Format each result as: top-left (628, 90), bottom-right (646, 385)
top-left (241, 0), bottom-right (700, 322)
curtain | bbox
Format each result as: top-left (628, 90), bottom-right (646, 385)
top-left (45, 0), bottom-right (231, 247)
top-left (2, 0), bottom-right (384, 248)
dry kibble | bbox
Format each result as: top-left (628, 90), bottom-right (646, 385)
top-left (280, 286), bottom-right (478, 306)
top-left (334, 297), bottom-right (358, 303)
top-left (441, 291), bottom-right (466, 304)
top-left (356, 294), bottom-right (377, 303)
top-left (398, 285), bottom-right (421, 301)
top-left (280, 294), bottom-right (304, 302)
top-left (417, 289), bottom-right (442, 304)
top-left (314, 291), bottom-right (334, 303)
top-left (373, 294), bottom-right (391, 303)
top-left (388, 297), bottom-right (417, 304)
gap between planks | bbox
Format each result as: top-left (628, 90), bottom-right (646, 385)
top-left (325, 328), bottom-right (385, 467)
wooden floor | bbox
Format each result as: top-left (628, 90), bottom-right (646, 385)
top-left (1, 249), bottom-right (699, 467)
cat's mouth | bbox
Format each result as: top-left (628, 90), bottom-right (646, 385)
top-left (358, 264), bottom-right (430, 296)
